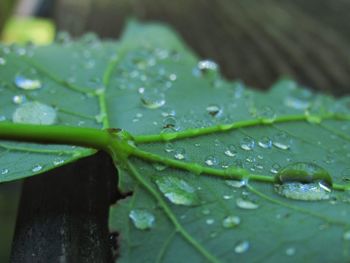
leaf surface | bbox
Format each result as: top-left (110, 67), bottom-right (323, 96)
top-left (1, 21), bottom-right (350, 262)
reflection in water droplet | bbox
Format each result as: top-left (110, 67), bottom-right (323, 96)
top-left (14, 75), bottom-right (42, 90)
top-left (205, 155), bottom-right (218, 166)
top-left (285, 247), bottom-right (296, 256)
top-left (236, 198), bottom-right (259, 209)
top-left (13, 102), bottom-right (56, 125)
top-left (155, 176), bottom-right (198, 206)
top-left (240, 137), bottom-right (255, 151)
top-left (32, 164), bottom-right (43, 172)
top-left (274, 162), bottom-right (332, 201)
top-left (234, 240), bottom-right (250, 254)
top-left (129, 209), bottom-right (155, 230)
top-left (222, 215), bottom-right (240, 228)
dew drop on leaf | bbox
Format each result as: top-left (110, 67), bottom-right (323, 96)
top-left (164, 142), bottom-right (175, 153)
top-left (258, 136), bottom-right (272, 149)
top-left (140, 88), bottom-right (166, 109)
top-left (1, 168), bottom-right (9, 175)
top-left (206, 104), bottom-right (222, 117)
top-left (206, 218), bottom-right (215, 225)
top-left (32, 164), bottom-right (43, 173)
top-left (234, 240), bottom-right (250, 254)
top-left (273, 132), bottom-right (291, 150)
top-left (256, 106), bottom-right (276, 123)
top-left (222, 215), bottom-right (240, 228)
top-left (12, 102), bottom-right (57, 125)
top-left (236, 198), bottom-right (259, 209)
top-left (226, 179), bottom-right (247, 188)
top-left (155, 176), bottom-right (199, 206)
top-left (201, 208), bottom-right (210, 215)
top-left (285, 247), bottom-right (296, 256)
top-left (195, 60), bottom-right (218, 78)
top-left (274, 162), bottom-right (332, 201)
top-left (152, 162), bottom-right (167, 171)
top-left (224, 144), bottom-right (237, 157)
top-left (53, 158), bottom-right (65, 166)
top-left (14, 75), bottom-right (42, 90)
top-left (343, 230), bottom-right (350, 241)
top-left (270, 163), bottom-right (281, 174)
top-left (204, 155), bottom-right (218, 166)
top-left (174, 148), bottom-right (186, 160)
top-left (12, 95), bottom-right (26, 104)
top-left (129, 209), bottom-right (155, 230)
top-left (0, 57), bottom-right (6, 65)
top-left (240, 137), bottom-right (255, 151)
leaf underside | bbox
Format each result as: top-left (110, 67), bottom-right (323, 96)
top-left (1, 21), bottom-right (350, 262)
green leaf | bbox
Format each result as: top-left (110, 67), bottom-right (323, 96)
top-left (1, 21), bottom-right (350, 262)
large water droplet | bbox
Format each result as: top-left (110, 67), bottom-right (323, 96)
top-left (273, 132), bottom-right (291, 150)
top-left (236, 198), bottom-right (259, 209)
top-left (12, 102), bottom-right (56, 125)
top-left (174, 148), bottom-right (186, 160)
top-left (234, 240), bottom-right (250, 254)
top-left (205, 155), bottom-right (218, 166)
top-left (155, 176), bottom-right (199, 206)
top-left (222, 215), bottom-right (240, 228)
top-left (258, 137), bottom-right (272, 149)
top-left (14, 75), bottom-right (42, 90)
top-left (129, 209), bottom-right (155, 230)
top-left (224, 145), bottom-right (237, 157)
top-left (274, 162), bottom-right (332, 201)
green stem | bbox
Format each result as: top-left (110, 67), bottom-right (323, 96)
top-left (134, 113), bottom-right (349, 144)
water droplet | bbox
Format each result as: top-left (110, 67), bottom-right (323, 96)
top-left (240, 137), bottom-right (255, 151)
top-left (13, 102), bottom-right (56, 125)
top-left (285, 247), bottom-right (296, 256)
top-left (206, 104), bottom-right (222, 117)
top-left (223, 194), bottom-right (233, 200)
top-left (234, 240), bottom-right (250, 254)
top-left (32, 164), bottom-right (43, 173)
top-left (155, 176), bottom-right (199, 206)
top-left (226, 179), bottom-right (247, 188)
top-left (205, 155), bottom-right (218, 166)
top-left (12, 95), bottom-right (26, 104)
top-left (0, 57), bottom-right (6, 65)
top-left (343, 230), bottom-right (350, 240)
top-left (1, 168), bottom-right (9, 175)
top-left (14, 75), bottom-right (42, 90)
top-left (273, 132), bottom-right (291, 150)
top-left (174, 148), bottom-right (186, 160)
top-left (257, 106), bottom-right (276, 123)
top-left (129, 209), bottom-right (155, 230)
top-left (196, 60), bottom-right (218, 77)
top-left (274, 162), bottom-right (332, 201)
top-left (201, 208), bottom-right (210, 215)
top-left (222, 215), bottom-right (240, 228)
top-left (140, 89), bottom-right (165, 109)
top-left (206, 218), bottom-right (215, 225)
top-left (258, 137), bottom-right (272, 149)
top-left (284, 87), bottom-right (312, 110)
top-left (236, 198), bottom-right (259, 209)
top-left (53, 158), bottom-right (65, 166)
top-left (224, 145), bottom-right (237, 157)
top-left (162, 115), bottom-right (178, 130)
top-left (270, 163), bottom-right (281, 174)
top-left (164, 142), bottom-right (175, 153)
top-left (152, 162), bottom-right (167, 171)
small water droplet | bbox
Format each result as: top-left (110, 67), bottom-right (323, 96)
top-left (236, 198), bottom-right (259, 209)
top-left (205, 155), bottom-right (218, 166)
top-left (162, 115), bottom-right (178, 130)
top-left (285, 247), bottom-right (296, 256)
top-left (222, 215), bottom-right (240, 228)
top-left (195, 60), bottom-right (218, 77)
top-left (129, 209), bottom-right (155, 230)
top-left (32, 164), bottom-right (43, 173)
top-left (14, 75), bottom-right (42, 90)
top-left (257, 106), bottom-right (276, 123)
top-left (223, 194), bottom-right (233, 200)
top-left (140, 89), bottom-right (165, 109)
top-left (201, 208), bottom-right (210, 215)
top-left (13, 102), bottom-right (56, 125)
top-left (240, 137), bottom-right (255, 151)
top-left (343, 230), bottom-right (350, 240)
top-left (53, 158), bottom-right (65, 166)
top-left (1, 168), bottom-right (9, 175)
top-left (226, 179), bottom-right (247, 188)
top-left (152, 162), bottom-right (167, 171)
top-left (273, 132), bottom-right (291, 150)
top-left (155, 176), bottom-right (199, 206)
top-left (224, 145), bottom-right (237, 157)
top-left (12, 95), bottom-right (26, 104)
top-left (164, 142), bottom-right (175, 153)
top-left (270, 163), bottom-right (281, 174)
top-left (0, 57), bottom-right (6, 65)
top-left (206, 104), bottom-right (222, 117)
top-left (234, 240), bottom-right (250, 254)
top-left (174, 148), bottom-right (186, 160)
top-left (258, 137), bottom-right (272, 149)
top-left (274, 162), bottom-right (332, 201)
top-left (206, 218), bottom-right (215, 225)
